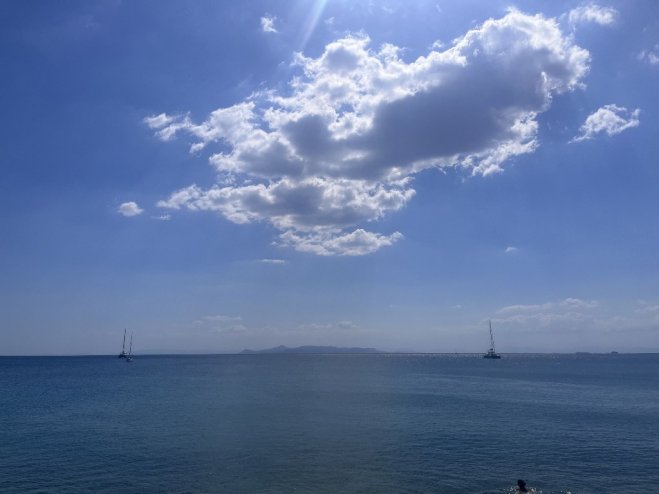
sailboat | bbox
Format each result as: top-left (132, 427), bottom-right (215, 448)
top-left (126, 333), bottom-right (134, 362)
top-left (483, 320), bottom-right (502, 359)
top-left (118, 329), bottom-right (127, 358)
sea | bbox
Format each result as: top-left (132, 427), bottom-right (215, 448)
top-left (1, 353), bottom-right (658, 493)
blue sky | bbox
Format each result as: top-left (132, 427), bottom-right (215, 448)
top-left (1, 1), bottom-right (658, 355)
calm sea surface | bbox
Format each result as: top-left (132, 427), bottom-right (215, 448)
top-left (1, 354), bottom-right (658, 493)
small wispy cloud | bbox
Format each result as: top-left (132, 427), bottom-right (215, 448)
top-left (144, 112), bottom-right (191, 142)
top-left (430, 39), bottom-right (445, 50)
top-left (258, 258), bottom-right (287, 264)
top-left (298, 320), bottom-right (358, 331)
top-left (561, 298), bottom-right (599, 309)
top-left (153, 214), bottom-right (171, 221)
top-left (117, 201), bottom-right (143, 217)
top-left (567, 4), bottom-right (618, 27)
top-left (193, 314), bottom-right (248, 335)
top-left (260, 15), bottom-right (278, 33)
top-left (494, 298), bottom-right (600, 330)
top-left (144, 113), bottom-right (175, 129)
top-left (494, 298), bottom-right (659, 336)
top-left (638, 45), bottom-right (659, 65)
top-left (497, 298), bottom-right (598, 315)
top-left (571, 104), bottom-right (640, 142)
top-left (635, 301), bottom-right (659, 315)
top-left (504, 246), bottom-right (518, 254)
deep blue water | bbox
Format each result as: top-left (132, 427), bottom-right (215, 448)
top-left (1, 354), bottom-right (658, 493)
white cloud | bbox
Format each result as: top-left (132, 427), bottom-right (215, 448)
top-left (495, 298), bottom-right (599, 328)
top-left (194, 314), bottom-right (247, 335)
top-left (497, 298), bottom-right (598, 315)
top-left (258, 258), bottom-right (287, 264)
top-left (567, 4), bottom-right (618, 26)
top-left (260, 15), bottom-right (278, 33)
top-left (637, 305), bottom-right (659, 314)
top-left (504, 246), bottom-right (518, 253)
top-left (496, 311), bottom-right (591, 326)
top-left (147, 9), bottom-right (590, 255)
top-left (638, 45), bottom-right (659, 65)
top-left (117, 201), bottom-right (143, 217)
top-left (144, 113), bottom-right (175, 129)
top-left (494, 298), bottom-right (659, 339)
top-left (430, 39), bottom-right (445, 50)
top-left (153, 214), bottom-right (171, 221)
top-left (199, 314), bottom-right (242, 323)
top-left (157, 178), bottom-right (414, 228)
top-left (298, 320), bottom-right (358, 331)
top-left (278, 229), bottom-right (403, 256)
top-left (561, 297), bottom-right (599, 309)
top-left (635, 301), bottom-right (659, 317)
top-left (572, 104), bottom-right (640, 142)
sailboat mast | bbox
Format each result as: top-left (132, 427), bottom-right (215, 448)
top-left (489, 320), bottom-right (496, 351)
top-left (122, 329), bottom-right (126, 352)
top-left (129, 334), bottom-right (133, 355)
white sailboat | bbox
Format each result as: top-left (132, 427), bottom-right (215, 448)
top-left (126, 333), bottom-right (133, 362)
top-left (118, 329), bottom-right (127, 358)
top-left (483, 320), bottom-right (501, 359)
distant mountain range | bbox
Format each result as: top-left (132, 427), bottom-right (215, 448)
top-left (240, 345), bottom-right (380, 355)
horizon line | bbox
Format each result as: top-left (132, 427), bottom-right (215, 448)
top-left (1, 351), bottom-right (654, 358)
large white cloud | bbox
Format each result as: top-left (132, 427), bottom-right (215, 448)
top-left (572, 104), bottom-right (640, 142)
top-left (147, 9), bottom-right (590, 255)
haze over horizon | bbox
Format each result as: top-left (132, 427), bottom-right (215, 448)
top-left (2, 1), bottom-right (659, 355)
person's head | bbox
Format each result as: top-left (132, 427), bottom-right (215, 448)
top-left (517, 479), bottom-right (527, 491)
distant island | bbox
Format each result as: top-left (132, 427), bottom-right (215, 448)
top-left (240, 345), bottom-right (380, 355)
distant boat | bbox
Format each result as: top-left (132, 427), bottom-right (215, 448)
top-left (483, 320), bottom-right (501, 359)
top-left (118, 329), bottom-right (127, 359)
top-left (126, 333), bottom-right (133, 362)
